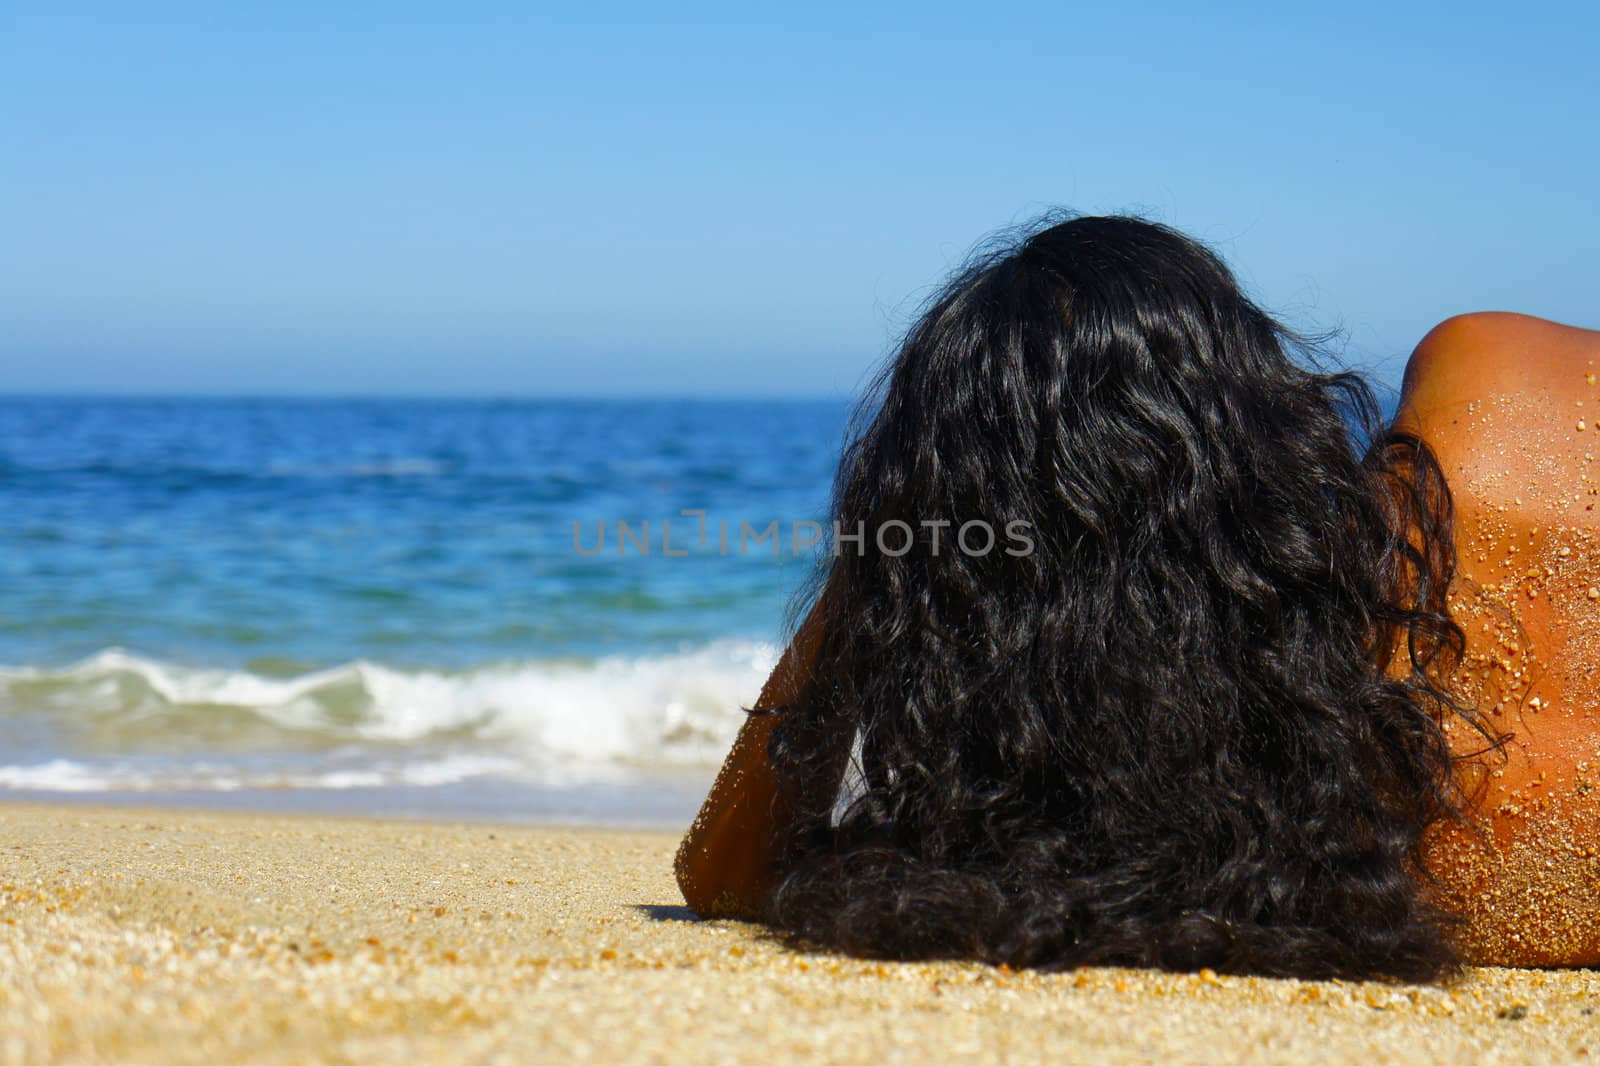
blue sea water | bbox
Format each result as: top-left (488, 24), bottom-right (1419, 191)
top-left (0, 397), bottom-right (850, 825)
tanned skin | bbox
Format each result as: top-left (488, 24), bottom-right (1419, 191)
top-left (673, 598), bottom-right (825, 920)
top-left (1398, 312), bottom-right (1600, 965)
top-left (679, 312), bottom-right (1600, 965)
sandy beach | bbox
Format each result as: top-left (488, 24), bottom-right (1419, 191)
top-left (0, 804), bottom-right (1594, 1064)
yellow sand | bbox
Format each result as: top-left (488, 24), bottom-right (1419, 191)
top-left (1, 804), bottom-right (1595, 1064)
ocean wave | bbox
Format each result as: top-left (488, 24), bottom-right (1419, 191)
top-left (0, 752), bottom-right (526, 793)
top-left (0, 643), bottom-right (776, 792)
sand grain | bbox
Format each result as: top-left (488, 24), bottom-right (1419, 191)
top-left (1, 804), bottom-right (1595, 1064)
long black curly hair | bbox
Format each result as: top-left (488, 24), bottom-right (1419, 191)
top-left (762, 214), bottom-right (1488, 981)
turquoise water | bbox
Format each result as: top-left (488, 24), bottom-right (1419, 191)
top-left (0, 397), bottom-right (849, 824)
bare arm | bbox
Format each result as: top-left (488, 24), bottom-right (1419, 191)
top-left (673, 596), bottom-right (828, 919)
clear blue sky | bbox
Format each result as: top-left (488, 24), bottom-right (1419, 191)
top-left (2, 2), bottom-right (1594, 396)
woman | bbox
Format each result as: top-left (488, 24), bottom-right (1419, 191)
top-left (674, 214), bottom-right (1600, 980)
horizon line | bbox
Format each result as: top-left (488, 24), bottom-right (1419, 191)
top-left (0, 390), bottom-right (858, 403)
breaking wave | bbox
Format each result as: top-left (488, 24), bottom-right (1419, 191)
top-left (0, 643), bottom-right (775, 792)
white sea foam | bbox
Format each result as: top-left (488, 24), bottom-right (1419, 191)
top-left (263, 458), bottom-right (449, 478)
top-left (0, 643), bottom-right (776, 792)
top-left (0, 753), bottom-right (531, 793)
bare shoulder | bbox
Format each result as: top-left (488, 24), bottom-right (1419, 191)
top-left (1394, 312), bottom-right (1600, 526)
top-left (1399, 312), bottom-right (1600, 422)
top-left (1403, 314), bottom-right (1600, 968)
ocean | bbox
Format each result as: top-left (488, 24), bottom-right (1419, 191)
top-left (0, 397), bottom-right (851, 827)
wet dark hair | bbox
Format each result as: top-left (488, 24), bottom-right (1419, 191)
top-left (762, 213), bottom-right (1486, 981)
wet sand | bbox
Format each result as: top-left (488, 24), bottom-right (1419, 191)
top-left (1, 804), bottom-right (1595, 1064)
